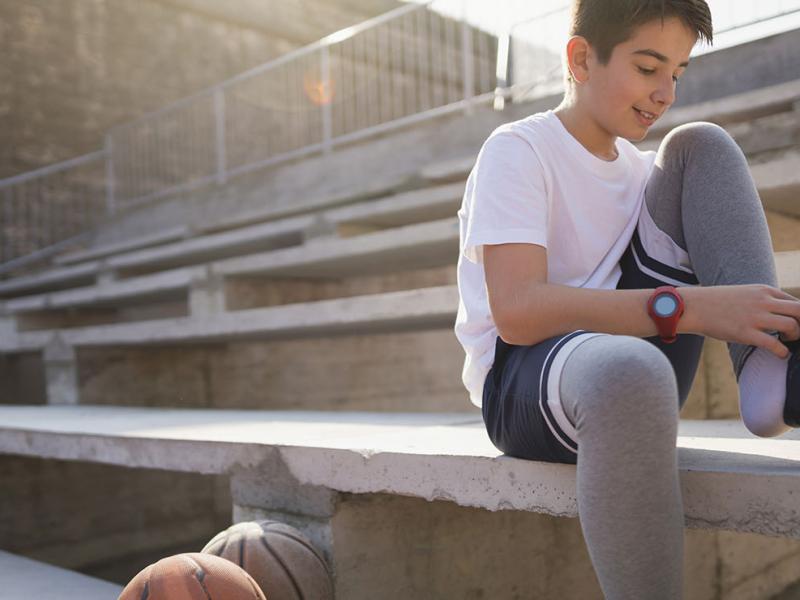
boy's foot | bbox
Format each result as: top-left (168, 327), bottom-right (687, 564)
top-left (783, 338), bottom-right (800, 427)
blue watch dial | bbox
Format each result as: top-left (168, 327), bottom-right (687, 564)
top-left (654, 294), bottom-right (678, 317)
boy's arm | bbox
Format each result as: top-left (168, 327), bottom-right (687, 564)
top-left (484, 242), bottom-right (704, 346)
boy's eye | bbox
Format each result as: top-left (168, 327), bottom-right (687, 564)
top-left (637, 66), bottom-right (679, 83)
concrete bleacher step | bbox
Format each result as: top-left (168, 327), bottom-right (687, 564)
top-left (53, 224), bottom-right (190, 267)
top-left (196, 168), bottom-right (431, 237)
top-left (2, 244), bottom-right (797, 336)
top-left (4, 245), bottom-right (800, 351)
top-left (1, 404), bottom-right (799, 540)
top-left (0, 549), bottom-right (123, 599)
top-left (0, 182), bottom-right (465, 303)
top-left (650, 78), bottom-right (800, 134)
top-left (750, 149), bottom-right (800, 219)
top-left (3, 265), bottom-right (196, 314)
top-left (104, 213), bottom-right (314, 276)
top-left (209, 216), bottom-right (458, 279)
top-left (0, 261), bottom-right (100, 299)
top-left (323, 182), bottom-right (462, 235)
top-left (0, 218), bottom-right (459, 326)
top-left (1, 284), bottom-right (459, 352)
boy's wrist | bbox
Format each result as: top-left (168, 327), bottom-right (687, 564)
top-left (675, 285), bottom-right (703, 336)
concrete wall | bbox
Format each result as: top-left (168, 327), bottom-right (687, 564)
top-left (235, 491), bottom-right (800, 600)
top-left (0, 454), bottom-right (232, 585)
top-left (0, 0), bottom-right (400, 178)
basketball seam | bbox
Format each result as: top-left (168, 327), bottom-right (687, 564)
top-left (262, 527), bottom-right (331, 574)
top-left (185, 555), bottom-right (213, 600)
top-left (261, 537), bottom-right (305, 600)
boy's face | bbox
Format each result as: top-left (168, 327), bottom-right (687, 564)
top-left (577, 16), bottom-right (698, 141)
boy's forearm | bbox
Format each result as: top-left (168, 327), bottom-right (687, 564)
top-left (498, 282), bottom-right (705, 346)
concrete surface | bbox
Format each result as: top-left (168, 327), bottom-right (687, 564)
top-left (216, 216), bottom-right (458, 279)
top-left (55, 225), bottom-right (189, 266)
top-left (105, 213), bottom-right (314, 275)
top-left (0, 261), bottom-right (100, 298)
top-left (4, 266), bottom-right (196, 314)
top-left (0, 549), bottom-right (123, 599)
top-left (1, 405), bottom-right (800, 539)
top-left (1, 284), bottom-right (459, 352)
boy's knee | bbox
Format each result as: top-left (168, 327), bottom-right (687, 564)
top-left (664, 120), bottom-right (736, 153)
top-left (565, 335), bottom-right (678, 412)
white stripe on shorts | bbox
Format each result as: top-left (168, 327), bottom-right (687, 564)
top-left (542, 331), bottom-right (607, 454)
top-left (634, 198), bottom-right (699, 286)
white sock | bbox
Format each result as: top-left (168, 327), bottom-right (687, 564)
top-left (738, 346), bottom-right (791, 437)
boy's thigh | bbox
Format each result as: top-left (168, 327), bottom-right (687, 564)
top-left (482, 331), bottom-right (605, 465)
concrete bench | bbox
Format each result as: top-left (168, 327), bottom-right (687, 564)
top-left (0, 284), bottom-right (456, 404)
top-left (1, 284), bottom-right (459, 354)
top-left (4, 238), bottom-right (800, 349)
top-left (650, 77), bottom-right (800, 135)
top-left (215, 215), bottom-right (458, 279)
top-left (196, 170), bottom-right (450, 236)
top-left (3, 265), bottom-right (196, 315)
top-left (0, 181), bottom-right (463, 301)
top-left (0, 549), bottom-right (123, 599)
top-left (0, 261), bottom-right (100, 299)
top-left (53, 225), bottom-right (190, 267)
top-left (0, 218), bottom-right (459, 332)
top-left (1, 404), bottom-right (799, 597)
top-left (104, 213), bottom-right (314, 276)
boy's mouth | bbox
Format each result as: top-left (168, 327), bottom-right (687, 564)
top-left (634, 107), bottom-right (657, 124)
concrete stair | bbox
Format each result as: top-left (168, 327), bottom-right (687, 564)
top-left (2, 405), bottom-right (800, 597)
top-left (0, 549), bottom-right (123, 599)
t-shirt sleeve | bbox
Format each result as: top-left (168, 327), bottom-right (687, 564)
top-left (462, 131), bottom-right (549, 265)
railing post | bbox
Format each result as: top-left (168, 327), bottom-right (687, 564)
top-left (321, 46), bottom-right (333, 154)
top-left (461, 3), bottom-right (474, 116)
top-left (213, 86), bottom-right (227, 184)
top-left (104, 133), bottom-right (116, 215)
top-left (494, 30), bottom-right (511, 111)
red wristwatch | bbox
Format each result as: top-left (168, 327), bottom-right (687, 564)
top-left (647, 286), bottom-right (684, 344)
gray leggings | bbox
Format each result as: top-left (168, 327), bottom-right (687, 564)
top-left (560, 122), bottom-right (778, 598)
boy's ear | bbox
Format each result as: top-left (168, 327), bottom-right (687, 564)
top-left (565, 35), bottom-right (591, 84)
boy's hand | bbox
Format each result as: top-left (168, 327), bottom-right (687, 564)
top-left (686, 284), bottom-right (800, 359)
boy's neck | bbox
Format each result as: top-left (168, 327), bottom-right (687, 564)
top-left (553, 104), bottom-right (619, 162)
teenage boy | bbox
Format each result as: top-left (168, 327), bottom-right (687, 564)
top-left (454, 1), bottom-right (800, 597)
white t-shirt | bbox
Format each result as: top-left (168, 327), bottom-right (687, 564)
top-left (454, 108), bottom-right (658, 408)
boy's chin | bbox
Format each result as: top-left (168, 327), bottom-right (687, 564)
top-left (625, 129), bottom-right (649, 142)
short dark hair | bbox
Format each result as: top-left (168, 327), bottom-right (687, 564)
top-left (564, 0), bottom-right (713, 85)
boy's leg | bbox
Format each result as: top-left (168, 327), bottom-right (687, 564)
top-left (642, 121), bottom-right (790, 435)
top-left (559, 334), bottom-right (685, 600)
top-left (554, 121), bottom-right (782, 598)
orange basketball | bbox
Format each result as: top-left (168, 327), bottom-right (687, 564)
top-left (202, 520), bottom-right (333, 600)
top-left (118, 552), bottom-right (266, 600)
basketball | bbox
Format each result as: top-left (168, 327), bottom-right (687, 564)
top-left (202, 520), bottom-right (334, 600)
top-left (118, 552), bottom-right (266, 600)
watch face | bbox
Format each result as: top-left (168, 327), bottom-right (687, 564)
top-left (654, 293), bottom-right (678, 317)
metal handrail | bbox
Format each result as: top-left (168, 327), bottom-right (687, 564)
top-left (0, 150), bottom-right (105, 190)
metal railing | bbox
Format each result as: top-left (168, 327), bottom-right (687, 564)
top-left (107, 1), bottom-right (499, 207)
top-left (0, 151), bottom-right (107, 272)
top-left (2, 0), bottom-right (799, 271)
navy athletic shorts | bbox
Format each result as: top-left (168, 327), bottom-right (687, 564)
top-left (481, 201), bottom-right (707, 465)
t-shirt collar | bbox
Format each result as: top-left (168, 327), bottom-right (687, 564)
top-left (545, 109), bottom-right (629, 179)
